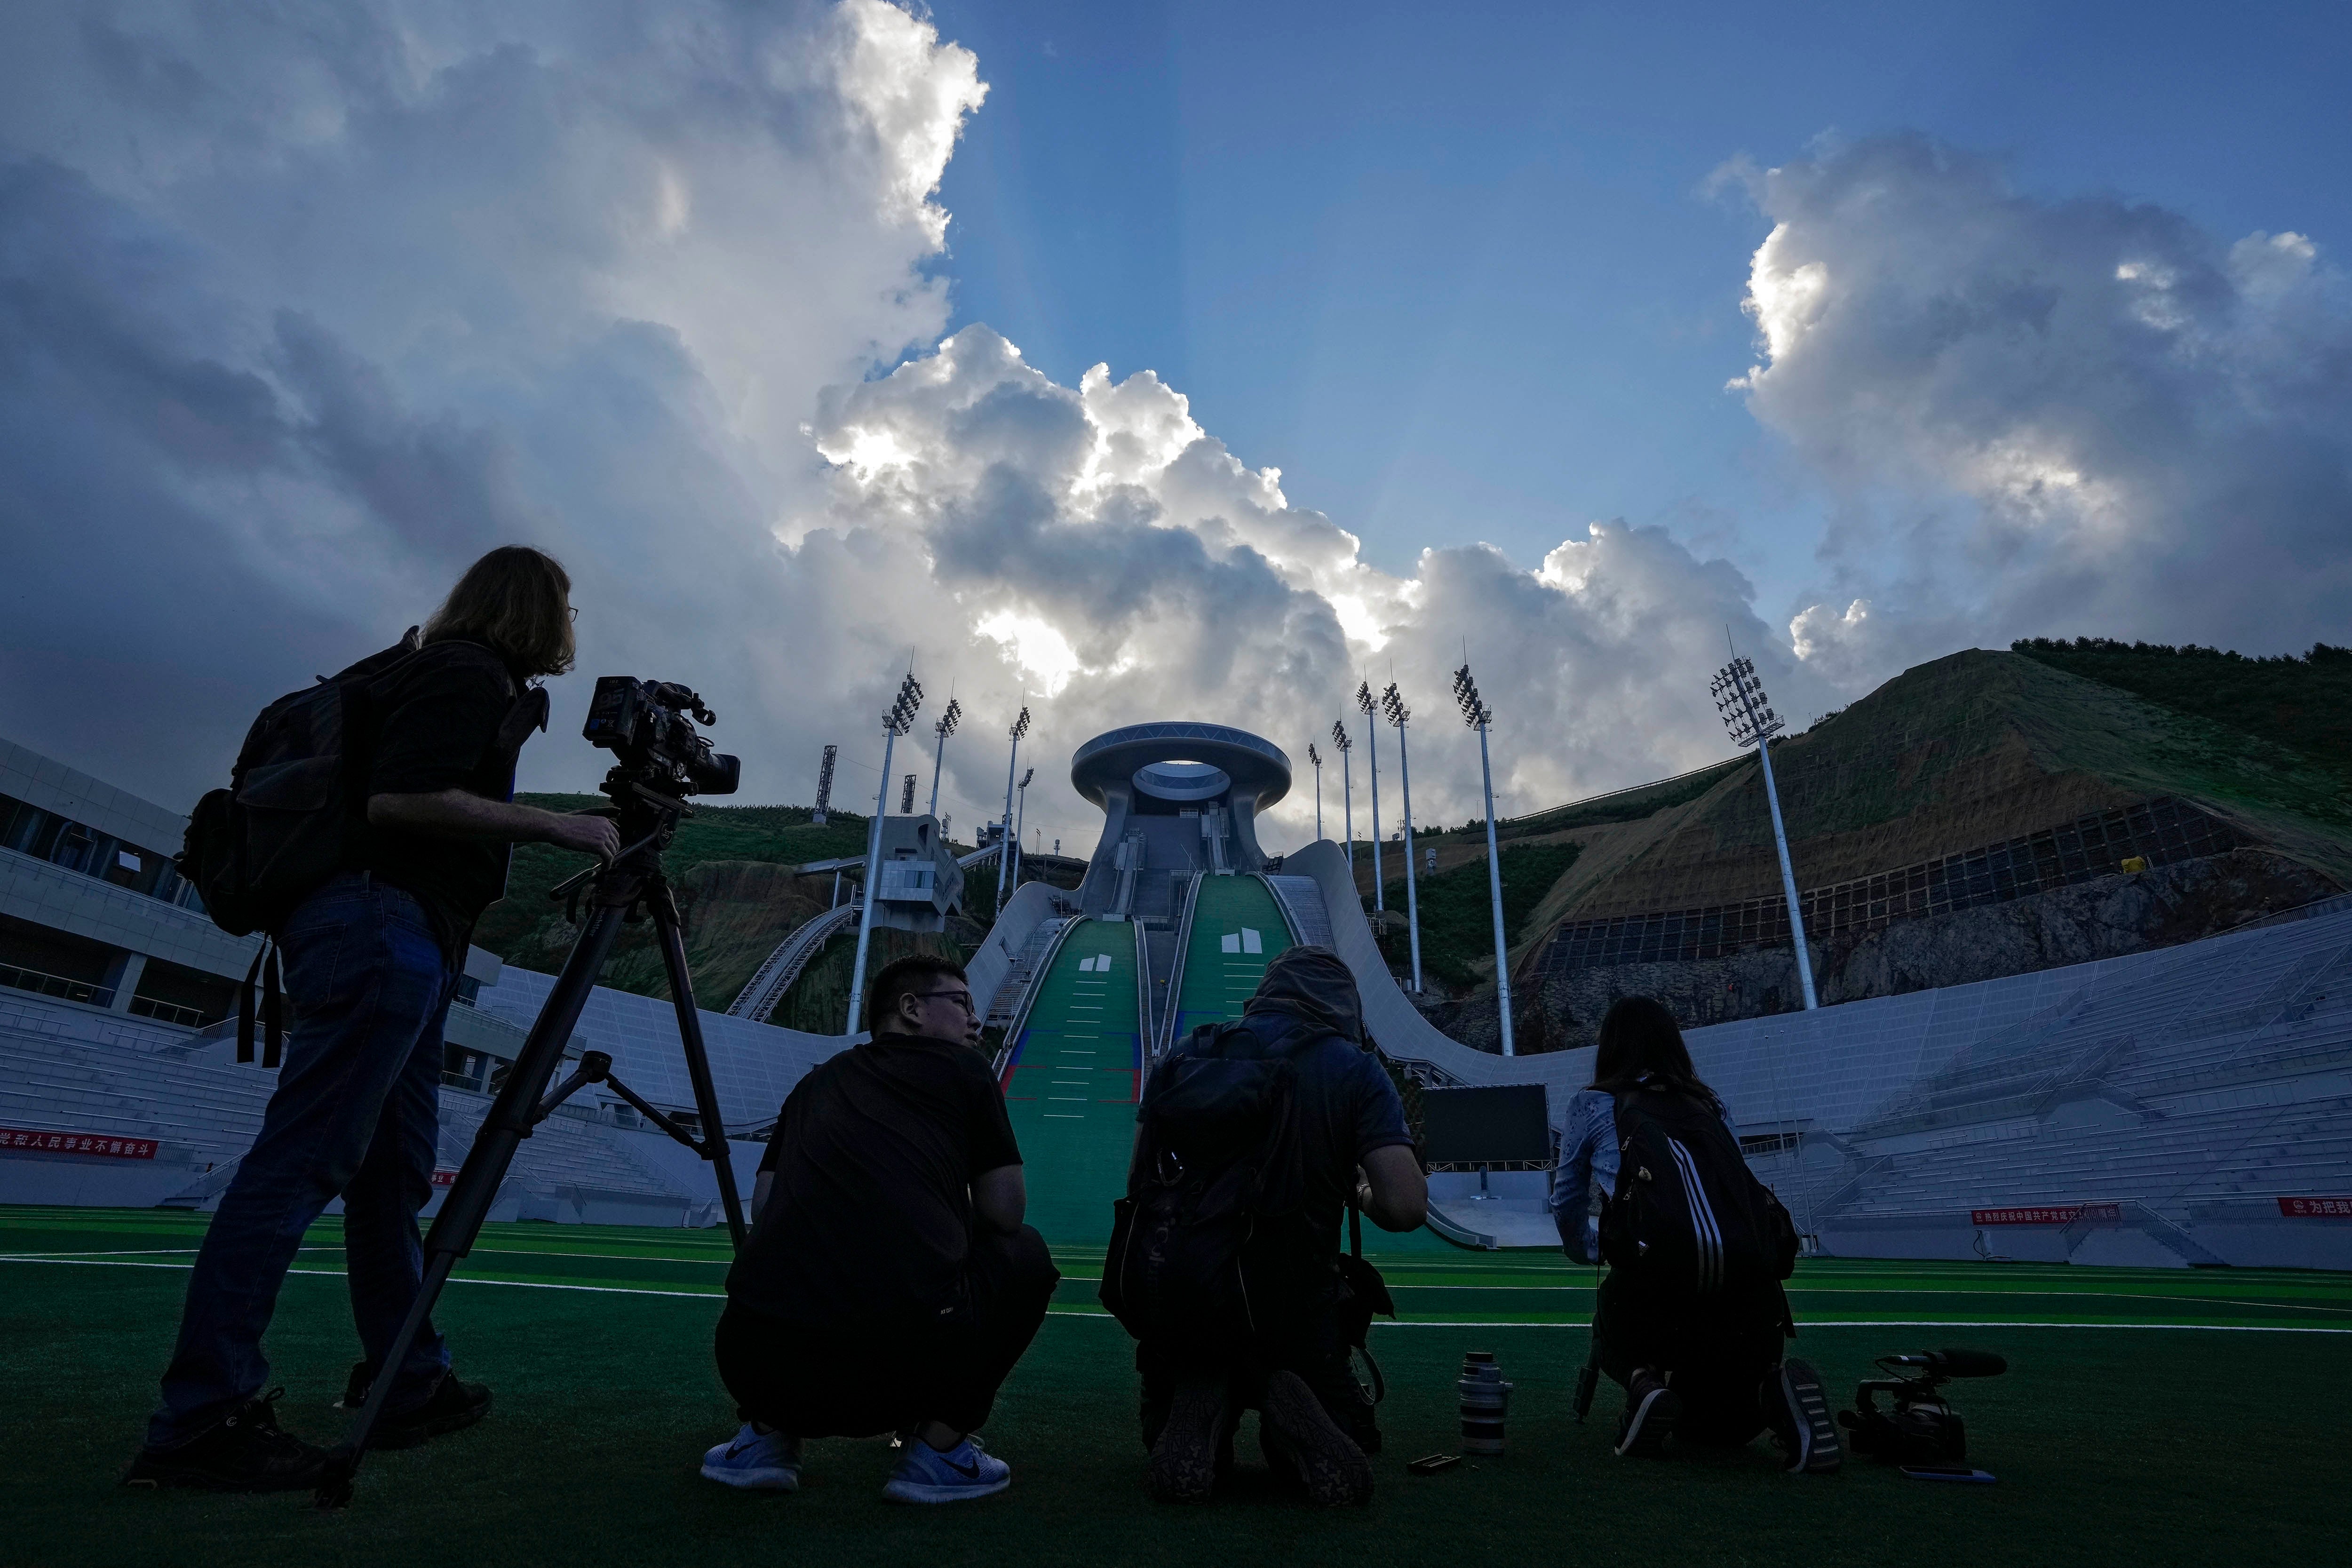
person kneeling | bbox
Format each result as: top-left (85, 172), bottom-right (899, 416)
top-left (703, 955), bottom-right (1059, 1503)
top-left (1110, 948), bottom-right (1426, 1507)
top-left (1552, 996), bottom-right (1841, 1474)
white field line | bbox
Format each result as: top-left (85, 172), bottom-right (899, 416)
top-left (6, 1257), bottom-right (2347, 1332)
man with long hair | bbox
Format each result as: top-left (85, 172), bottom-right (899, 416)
top-left (127, 547), bottom-right (620, 1492)
top-left (1551, 995), bottom-right (1841, 1472)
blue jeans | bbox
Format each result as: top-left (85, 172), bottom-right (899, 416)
top-left (148, 873), bottom-right (456, 1448)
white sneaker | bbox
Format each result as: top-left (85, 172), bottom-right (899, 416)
top-left (701, 1423), bottom-right (802, 1491)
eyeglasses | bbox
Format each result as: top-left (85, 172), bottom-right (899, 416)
top-left (910, 990), bottom-right (977, 1015)
top-left (567, 605), bottom-right (580, 622)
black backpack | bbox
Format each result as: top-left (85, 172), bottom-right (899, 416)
top-left (178, 633), bottom-right (529, 1062)
top-left (1599, 1083), bottom-right (1799, 1296)
top-left (1101, 1020), bottom-right (1319, 1351)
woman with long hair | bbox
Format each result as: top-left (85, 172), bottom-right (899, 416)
top-left (1548, 995), bottom-right (1840, 1473)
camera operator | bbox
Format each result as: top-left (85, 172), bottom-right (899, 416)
top-left (700, 954), bottom-right (1059, 1504)
top-left (127, 546), bottom-right (619, 1492)
top-left (1553, 997), bottom-right (1842, 1473)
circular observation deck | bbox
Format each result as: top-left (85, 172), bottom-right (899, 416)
top-left (1069, 722), bottom-right (1292, 813)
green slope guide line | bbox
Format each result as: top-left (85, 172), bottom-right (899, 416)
top-left (1169, 875), bottom-right (1295, 1043)
top-left (998, 920), bottom-right (1143, 1246)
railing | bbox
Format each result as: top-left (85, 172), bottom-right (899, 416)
top-left (128, 995), bottom-right (215, 1028)
top-left (0, 962), bottom-right (115, 1009)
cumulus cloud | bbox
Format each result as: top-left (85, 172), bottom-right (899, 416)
top-left (0, 0), bottom-right (983, 799)
top-left (796, 326), bottom-right (1821, 847)
top-left (1729, 135), bottom-right (2352, 680)
top-left (1, 0), bottom-right (1810, 859)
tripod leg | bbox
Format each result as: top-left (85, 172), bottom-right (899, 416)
top-left (651, 886), bottom-right (747, 1248)
top-left (314, 899), bottom-right (629, 1506)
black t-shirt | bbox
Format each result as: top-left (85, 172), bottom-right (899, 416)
top-left (728, 1034), bottom-right (1024, 1329)
top-left (362, 638), bottom-right (524, 955)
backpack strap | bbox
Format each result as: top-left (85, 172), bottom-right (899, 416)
top-left (236, 940), bottom-right (285, 1067)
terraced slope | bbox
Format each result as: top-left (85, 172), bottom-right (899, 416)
top-left (1168, 875), bottom-right (1296, 1043)
top-left (997, 921), bottom-right (1143, 1245)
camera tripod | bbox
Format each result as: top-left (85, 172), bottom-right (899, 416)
top-left (315, 768), bottom-right (749, 1506)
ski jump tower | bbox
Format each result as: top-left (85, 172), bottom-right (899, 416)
top-left (1068, 722), bottom-right (1291, 923)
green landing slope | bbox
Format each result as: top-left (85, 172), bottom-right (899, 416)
top-left (999, 921), bottom-right (1143, 1246)
top-left (1169, 874), bottom-right (1295, 1041)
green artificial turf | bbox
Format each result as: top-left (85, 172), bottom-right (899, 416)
top-left (5, 1207), bottom-right (2350, 1568)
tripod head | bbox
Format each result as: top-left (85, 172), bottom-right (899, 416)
top-left (544, 763), bottom-right (701, 918)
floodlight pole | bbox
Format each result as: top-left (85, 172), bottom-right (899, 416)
top-left (1332, 721), bottom-right (1355, 876)
top-left (1307, 743), bottom-right (1324, 841)
top-left (812, 744), bottom-right (836, 826)
top-left (928, 698), bottom-right (962, 819)
top-left (1357, 684), bottom-right (1384, 911)
top-left (995, 705), bottom-right (1030, 904)
top-left (1455, 663), bottom-right (1514, 1056)
top-left (1714, 643), bottom-right (1817, 1011)
top-left (1383, 685), bottom-right (1423, 992)
top-left (847, 671), bottom-right (924, 1033)
top-left (1011, 767), bottom-right (1033, 891)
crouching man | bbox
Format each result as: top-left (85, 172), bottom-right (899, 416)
top-left (702, 955), bottom-right (1058, 1503)
top-left (1120, 948), bottom-right (1427, 1507)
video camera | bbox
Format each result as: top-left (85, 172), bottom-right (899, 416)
top-left (1840, 1348), bottom-right (2007, 1466)
top-left (582, 677), bottom-right (740, 798)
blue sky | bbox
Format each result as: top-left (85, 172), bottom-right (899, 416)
top-left (3, 0), bottom-right (2346, 836)
top-left (929, 0), bottom-right (2352, 618)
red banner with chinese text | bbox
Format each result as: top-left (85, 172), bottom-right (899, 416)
top-left (0, 1127), bottom-right (158, 1160)
top-left (1971, 1203), bottom-right (2121, 1226)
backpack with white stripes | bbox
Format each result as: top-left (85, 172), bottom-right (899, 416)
top-left (1599, 1083), bottom-right (1798, 1295)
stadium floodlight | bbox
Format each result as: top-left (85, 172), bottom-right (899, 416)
top-left (1011, 766), bottom-right (1034, 889)
top-left (995, 704), bottom-right (1032, 902)
top-left (1380, 683), bottom-right (1423, 993)
top-left (1306, 742), bottom-right (1324, 841)
top-left (846, 669), bottom-right (924, 1033)
top-left (1356, 683), bottom-right (1385, 911)
top-left (1711, 646), bottom-right (1817, 1010)
top-left (1330, 721), bottom-right (1354, 875)
top-left (811, 743), bottom-right (837, 825)
top-left (1453, 663), bottom-right (1515, 1056)
top-left (927, 697), bottom-right (963, 818)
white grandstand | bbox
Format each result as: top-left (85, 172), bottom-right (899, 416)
top-left (4, 732), bottom-right (2347, 1270)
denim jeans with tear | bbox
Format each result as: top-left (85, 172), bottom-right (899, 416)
top-left (147, 873), bottom-right (456, 1448)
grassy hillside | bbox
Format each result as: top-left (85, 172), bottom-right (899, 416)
top-left (472, 796), bottom-right (876, 1011)
top-left (1381, 840), bottom-right (1581, 990)
top-left (1492, 756), bottom-right (1749, 840)
top-left (2013, 637), bottom-right (2352, 777)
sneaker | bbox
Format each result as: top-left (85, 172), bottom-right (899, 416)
top-left (701, 1423), bottom-right (802, 1491)
top-left (336, 1359), bottom-right (374, 1411)
top-left (372, 1370), bottom-right (492, 1450)
top-left (882, 1434), bottom-right (1010, 1504)
top-left (1259, 1370), bottom-right (1373, 1507)
top-left (1765, 1359), bottom-right (1843, 1474)
top-left (1614, 1367), bottom-right (1680, 1458)
top-left (1146, 1374), bottom-right (1226, 1504)
top-left (122, 1390), bottom-right (327, 1493)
